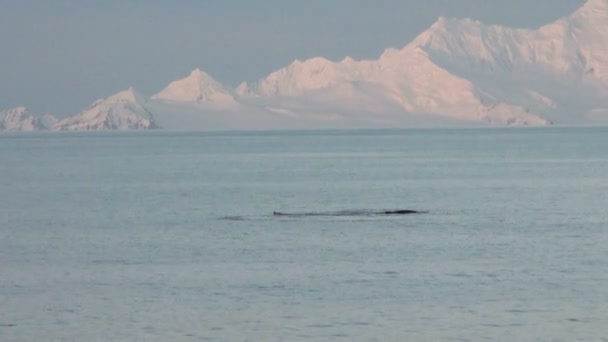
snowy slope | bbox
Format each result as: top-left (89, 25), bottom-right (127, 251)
top-left (0, 107), bottom-right (57, 131)
top-left (55, 88), bottom-right (156, 131)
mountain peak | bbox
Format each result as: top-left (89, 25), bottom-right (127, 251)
top-left (0, 106), bottom-right (58, 131)
top-left (569, 0), bottom-right (608, 22)
top-left (151, 69), bottom-right (236, 105)
top-left (56, 88), bottom-right (154, 131)
top-left (6, 106), bottom-right (27, 114)
top-left (187, 68), bottom-right (210, 80)
top-left (409, 0), bottom-right (608, 79)
top-left (106, 87), bottom-right (140, 103)
top-left (1, 106), bottom-right (29, 116)
top-left (243, 56), bottom-right (349, 96)
top-left (580, 0), bottom-right (608, 12)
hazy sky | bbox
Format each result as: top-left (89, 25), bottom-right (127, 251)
top-left (1, 0), bottom-right (583, 116)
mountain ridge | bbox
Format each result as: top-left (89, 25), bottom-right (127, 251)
top-left (3, 0), bottom-right (608, 131)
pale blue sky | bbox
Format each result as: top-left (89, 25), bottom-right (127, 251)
top-left (0, 0), bottom-right (583, 116)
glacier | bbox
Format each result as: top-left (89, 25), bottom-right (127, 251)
top-left (2, 0), bottom-right (608, 131)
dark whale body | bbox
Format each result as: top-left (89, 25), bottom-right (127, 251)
top-left (273, 209), bottom-right (424, 217)
top-left (382, 209), bottom-right (420, 214)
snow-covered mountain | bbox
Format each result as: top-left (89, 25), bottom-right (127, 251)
top-left (1, 90), bottom-right (155, 132)
top-left (144, 69), bottom-right (250, 130)
top-left (238, 50), bottom-right (550, 126)
top-left (0, 107), bottom-right (57, 131)
top-left (151, 69), bottom-right (237, 107)
top-left (418, 0), bottom-right (608, 81)
top-left (55, 88), bottom-right (156, 131)
top-left (237, 0), bottom-right (608, 126)
top-left (411, 0), bottom-right (608, 124)
top-left (3, 0), bottom-right (608, 131)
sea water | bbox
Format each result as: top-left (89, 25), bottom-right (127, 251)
top-left (1, 128), bottom-right (607, 341)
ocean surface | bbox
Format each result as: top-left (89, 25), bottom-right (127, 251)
top-left (1, 128), bottom-right (607, 341)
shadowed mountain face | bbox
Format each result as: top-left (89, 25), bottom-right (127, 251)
top-left (273, 209), bottom-right (425, 217)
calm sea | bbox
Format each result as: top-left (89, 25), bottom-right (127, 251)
top-left (1, 128), bottom-right (607, 341)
